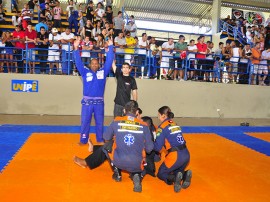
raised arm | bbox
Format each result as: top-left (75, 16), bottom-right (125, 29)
top-left (73, 37), bottom-right (85, 75)
top-left (104, 39), bottom-right (114, 76)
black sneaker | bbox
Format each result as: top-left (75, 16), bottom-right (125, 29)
top-left (182, 170), bottom-right (192, 189)
top-left (174, 172), bottom-right (183, 193)
top-left (133, 174), bottom-right (142, 192)
top-left (112, 168), bottom-right (122, 182)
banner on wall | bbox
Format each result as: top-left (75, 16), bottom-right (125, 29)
top-left (12, 80), bottom-right (39, 92)
top-left (232, 9), bottom-right (244, 20)
top-left (232, 9), bottom-right (265, 25)
top-left (244, 12), bottom-right (265, 25)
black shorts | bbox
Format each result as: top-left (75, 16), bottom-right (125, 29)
top-left (53, 19), bottom-right (61, 28)
top-left (85, 145), bottom-right (107, 169)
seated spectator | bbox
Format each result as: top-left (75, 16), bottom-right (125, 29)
top-left (53, 1), bottom-right (62, 32)
top-left (95, 2), bottom-right (105, 21)
top-left (82, 19), bottom-right (94, 39)
top-left (125, 20), bottom-right (137, 38)
top-left (12, 12), bottom-right (22, 27)
top-left (12, 0), bottom-right (19, 13)
top-left (81, 36), bottom-right (93, 65)
top-left (41, 3), bottom-right (53, 22)
top-left (97, 33), bottom-right (105, 64)
top-left (92, 20), bottom-right (102, 41)
top-left (78, 11), bottom-right (87, 36)
top-left (0, 7), bottom-right (6, 24)
top-left (113, 11), bottom-right (124, 38)
top-left (114, 31), bottom-right (126, 67)
top-left (21, 3), bottom-right (33, 30)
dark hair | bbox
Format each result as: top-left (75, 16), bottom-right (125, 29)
top-left (137, 108), bottom-right (142, 115)
top-left (118, 11), bottom-right (122, 15)
top-left (219, 42), bottom-right (224, 46)
top-left (142, 33), bottom-right (147, 37)
top-left (142, 116), bottom-right (155, 142)
top-left (124, 100), bottom-right (139, 115)
top-left (158, 106), bottom-right (174, 119)
top-left (122, 62), bottom-right (131, 68)
top-left (40, 26), bottom-right (45, 30)
top-left (179, 35), bottom-right (185, 39)
top-left (190, 39), bottom-right (195, 43)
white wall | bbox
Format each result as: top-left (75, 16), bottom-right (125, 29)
top-left (1, 74), bottom-right (270, 118)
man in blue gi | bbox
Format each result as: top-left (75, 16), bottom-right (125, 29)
top-left (103, 100), bottom-right (154, 192)
top-left (73, 36), bottom-right (114, 147)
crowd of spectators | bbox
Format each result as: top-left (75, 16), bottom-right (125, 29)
top-left (0, 1), bottom-right (270, 85)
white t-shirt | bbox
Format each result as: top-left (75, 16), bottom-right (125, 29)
top-left (162, 42), bottom-right (174, 56)
top-left (81, 41), bottom-right (93, 58)
top-left (127, 24), bottom-right (137, 38)
top-left (188, 45), bottom-right (197, 60)
top-left (60, 32), bottom-right (74, 51)
top-left (49, 33), bottom-right (61, 50)
top-left (261, 50), bottom-right (270, 65)
top-left (114, 36), bottom-right (126, 53)
top-left (246, 31), bottom-right (252, 40)
top-left (138, 39), bottom-right (148, 55)
top-left (95, 8), bottom-right (104, 20)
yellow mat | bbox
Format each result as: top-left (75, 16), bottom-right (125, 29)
top-left (0, 133), bottom-right (269, 202)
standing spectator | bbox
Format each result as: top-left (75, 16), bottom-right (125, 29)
top-left (78, 11), bottom-right (87, 36)
top-left (138, 33), bottom-right (149, 78)
top-left (187, 39), bottom-right (197, 80)
top-left (92, 20), bottom-right (102, 41)
top-left (97, 33), bottom-right (105, 64)
top-left (111, 61), bottom-right (138, 117)
top-left (113, 11), bottom-right (124, 38)
top-left (37, 26), bottom-right (49, 74)
top-left (37, 0), bottom-right (46, 22)
top-left (259, 48), bottom-right (270, 85)
top-left (259, 33), bottom-right (265, 51)
top-left (160, 38), bottom-right (174, 79)
top-left (66, 0), bottom-right (78, 33)
top-left (95, 2), bottom-right (105, 21)
top-left (246, 26), bottom-right (252, 45)
top-left (205, 41), bottom-right (215, 82)
top-left (196, 36), bottom-right (207, 81)
top-left (0, 31), bottom-right (5, 72)
top-left (61, 28), bottom-right (75, 75)
top-left (124, 31), bottom-right (136, 65)
top-left (238, 44), bottom-right (252, 84)
top-left (48, 27), bottom-right (61, 74)
top-left (25, 23), bottom-right (37, 73)
top-left (49, 0), bottom-right (56, 9)
top-left (215, 42), bottom-right (224, 55)
top-left (114, 31), bottom-right (126, 67)
top-left (81, 36), bottom-right (93, 65)
top-left (174, 35), bottom-right (187, 81)
top-left (2, 31), bottom-right (15, 73)
top-left (150, 37), bottom-right (162, 79)
top-left (85, 1), bottom-right (94, 23)
top-left (13, 25), bottom-right (26, 73)
top-left (53, 1), bottom-right (62, 32)
top-left (105, 6), bottom-right (113, 28)
top-left (251, 42), bottom-right (261, 85)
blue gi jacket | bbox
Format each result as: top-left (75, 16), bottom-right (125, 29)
top-left (73, 45), bottom-right (114, 97)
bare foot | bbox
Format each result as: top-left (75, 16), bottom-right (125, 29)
top-left (88, 139), bottom-right (93, 153)
top-left (73, 156), bottom-right (87, 168)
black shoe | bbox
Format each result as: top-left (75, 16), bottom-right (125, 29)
top-left (182, 170), bottom-right (192, 189)
top-left (174, 172), bottom-right (182, 193)
top-left (112, 168), bottom-right (122, 182)
top-left (133, 174), bottom-right (142, 192)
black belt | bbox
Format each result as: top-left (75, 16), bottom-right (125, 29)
top-left (167, 144), bottom-right (186, 153)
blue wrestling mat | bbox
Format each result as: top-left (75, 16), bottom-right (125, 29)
top-left (0, 125), bottom-right (270, 172)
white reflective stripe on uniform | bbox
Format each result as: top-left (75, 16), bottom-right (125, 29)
top-left (117, 129), bottom-right (143, 133)
top-left (170, 130), bottom-right (182, 134)
top-left (118, 123), bottom-right (143, 128)
top-left (168, 126), bottom-right (180, 130)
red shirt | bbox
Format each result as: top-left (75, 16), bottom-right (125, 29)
top-left (13, 31), bottom-right (26, 49)
top-left (196, 42), bottom-right (207, 59)
top-left (25, 30), bottom-right (37, 49)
